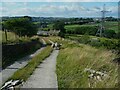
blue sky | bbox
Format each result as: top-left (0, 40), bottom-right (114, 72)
top-left (1, 1), bottom-right (119, 17)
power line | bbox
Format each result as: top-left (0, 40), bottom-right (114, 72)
top-left (96, 4), bottom-right (111, 37)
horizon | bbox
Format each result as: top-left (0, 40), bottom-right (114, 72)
top-left (1, 16), bottom-right (118, 18)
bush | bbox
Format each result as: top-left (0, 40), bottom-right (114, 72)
top-left (116, 32), bottom-right (120, 39)
top-left (104, 30), bottom-right (116, 38)
top-left (77, 35), bottom-right (90, 44)
top-left (58, 32), bottom-right (65, 38)
top-left (90, 38), bottom-right (102, 47)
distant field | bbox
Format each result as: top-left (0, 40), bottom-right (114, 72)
top-left (89, 21), bottom-right (118, 33)
top-left (104, 21), bottom-right (118, 33)
top-left (65, 24), bottom-right (96, 29)
top-left (65, 21), bottom-right (118, 34)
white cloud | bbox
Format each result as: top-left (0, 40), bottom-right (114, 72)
top-left (108, 6), bottom-right (118, 12)
top-left (22, 2), bottom-right (28, 6)
top-left (2, 2), bottom-right (17, 5)
top-left (1, 2), bottom-right (118, 17)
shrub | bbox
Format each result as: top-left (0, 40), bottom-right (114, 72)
top-left (104, 30), bottom-right (116, 38)
top-left (78, 35), bottom-right (90, 44)
top-left (58, 32), bottom-right (65, 38)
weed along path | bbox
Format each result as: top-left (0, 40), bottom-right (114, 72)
top-left (1, 39), bottom-right (46, 86)
top-left (22, 50), bottom-right (59, 88)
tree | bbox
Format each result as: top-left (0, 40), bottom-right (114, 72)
top-left (3, 17), bottom-right (38, 37)
top-left (23, 16), bottom-right (32, 21)
top-left (2, 23), bottom-right (8, 42)
top-left (53, 21), bottom-right (66, 38)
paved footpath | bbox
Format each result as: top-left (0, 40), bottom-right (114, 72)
top-left (21, 50), bottom-right (59, 88)
top-left (1, 39), bottom-right (46, 87)
top-left (1, 48), bottom-right (45, 87)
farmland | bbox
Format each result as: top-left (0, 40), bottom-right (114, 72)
top-left (65, 21), bottom-right (118, 34)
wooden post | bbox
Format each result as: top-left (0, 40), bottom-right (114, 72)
top-left (4, 29), bottom-right (7, 42)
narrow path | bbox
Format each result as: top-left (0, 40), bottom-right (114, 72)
top-left (1, 39), bottom-right (46, 86)
top-left (22, 50), bottom-right (59, 88)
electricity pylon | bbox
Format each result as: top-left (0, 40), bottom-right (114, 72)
top-left (96, 4), bottom-right (111, 37)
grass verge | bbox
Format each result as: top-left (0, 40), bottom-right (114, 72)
top-left (8, 46), bottom-right (52, 81)
top-left (56, 40), bottom-right (118, 88)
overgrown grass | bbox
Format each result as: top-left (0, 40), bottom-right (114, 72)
top-left (56, 40), bottom-right (118, 88)
top-left (8, 46), bottom-right (52, 81)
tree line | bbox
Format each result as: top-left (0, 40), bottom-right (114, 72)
top-left (2, 16), bottom-right (38, 41)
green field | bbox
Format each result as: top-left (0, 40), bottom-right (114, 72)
top-left (65, 21), bottom-right (118, 34)
top-left (65, 24), bottom-right (96, 30)
top-left (65, 24), bottom-right (96, 28)
top-left (104, 21), bottom-right (118, 33)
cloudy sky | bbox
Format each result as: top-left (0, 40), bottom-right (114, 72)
top-left (1, 0), bottom-right (119, 17)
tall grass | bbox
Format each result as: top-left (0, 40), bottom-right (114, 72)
top-left (56, 40), bottom-right (118, 88)
top-left (8, 46), bottom-right (52, 81)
